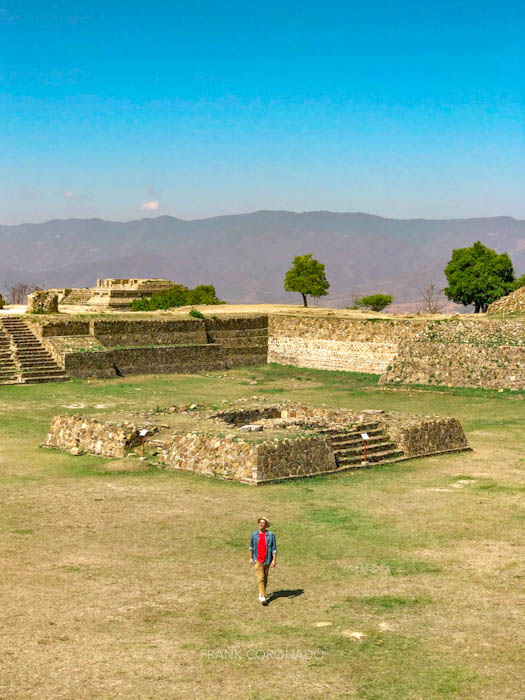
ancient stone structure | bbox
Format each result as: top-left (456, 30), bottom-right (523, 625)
top-left (159, 432), bottom-right (337, 483)
top-left (43, 400), bottom-right (470, 485)
top-left (487, 286), bottom-right (525, 315)
top-left (28, 315), bottom-right (268, 379)
top-left (381, 319), bottom-right (525, 390)
top-left (3, 308), bottom-right (524, 390)
top-left (43, 415), bottom-right (144, 457)
top-left (0, 316), bottom-right (69, 385)
top-left (269, 314), bottom-right (525, 391)
top-left (27, 290), bottom-right (59, 314)
top-left (269, 315), bottom-right (423, 373)
top-left (52, 278), bottom-right (179, 309)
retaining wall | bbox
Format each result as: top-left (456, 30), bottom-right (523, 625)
top-left (63, 344), bottom-right (267, 378)
top-left (268, 316), bottom-right (422, 374)
top-left (380, 416), bottom-right (468, 458)
top-left (381, 319), bottom-right (525, 390)
top-left (43, 415), bottom-right (142, 458)
top-left (93, 319), bottom-right (207, 346)
top-left (28, 315), bottom-right (269, 378)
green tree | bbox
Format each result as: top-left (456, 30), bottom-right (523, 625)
top-left (130, 284), bottom-right (223, 311)
top-left (284, 254), bottom-right (330, 307)
top-left (512, 273), bottom-right (525, 291)
top-left (443, 241), bottom-right (515, 313)
top-left (360, 294), bottom-right (393, 312)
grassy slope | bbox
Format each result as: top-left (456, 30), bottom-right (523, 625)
top-left (0, 366), bottom-right (524, 699)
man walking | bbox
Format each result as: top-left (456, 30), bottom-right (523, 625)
top-left (249, 517), bottom-right (277, 605)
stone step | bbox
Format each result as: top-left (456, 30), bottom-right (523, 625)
top-left (17, 357), bottom-right (54, 363)
top-left (21, 366), bottom-right (67, 376)
top-left (10, 338), bottom-right (41, 343)
top-left (1, 318), bottom-right (69, 384)
top-left (336, 449), bottom-right (404, 466)
top-left (334, 441), bottom-right (397, 458)
top-left (329, 426), bottom-right (384, 439)
top-left (20, 365), bottom-right (63, 373)
top-left (22, 375), bottom-right (70, 384)
top-left (10, 340), bottom-right (38, 345)
top-left (319, 422), bottom-right (380, 436)
top-left (329, 432), bottom-right (386, 448)
top-left (17, 353), bottom-right (54, 359)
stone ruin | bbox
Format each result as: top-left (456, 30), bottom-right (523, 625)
top-left (46, 278), bottom-right (179, 310)
top-left (27, 290), bottom-right (59, 314)
top-left (42, 400), bottom-right (470, 485)
top-left (488, 286), bottom-right (525, 314)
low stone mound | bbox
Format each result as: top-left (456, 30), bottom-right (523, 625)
top-left (42, 400), bottom-right (470, 485)
top-left (488, 287), bottom-right (525, 314)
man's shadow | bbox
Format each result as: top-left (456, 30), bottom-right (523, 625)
top-left (265, 589), bottom-right (304, 605)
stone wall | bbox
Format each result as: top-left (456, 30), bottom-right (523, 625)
top-left (253, 436), bottom-right (337, 482)
top-left (29, 320), bottom-right (91, 338)
top-left (42, 415), bottom-right (142, 457)
top-left (488, 287), bottom-right (525, 314)
top-left (158, 432), bottom-right (336, 484)
top-left (380, 416), bottom-right (468, 458)
top-left (27, 316), bottom-right (268, 378)
top-left (160, 434), bottom-right (257, 482)
top-left (62, 344), bottom-right (267, 378)
top-left (93, 318), bottom-right (207, 346)
top-left (381, 319), bottom-right (525, 390)
top-left (27, 291), bottom-right (59, 314)
top-left (268, 315), bottom-right (422, 374)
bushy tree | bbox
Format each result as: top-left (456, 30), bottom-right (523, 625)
top-left (360, 294), bottom-right (393, 312)
top-left (284, 254), bottom-right (329, 307)
top-left (130, 284), bottom-right (223, 311)
top-left (512, 273), bottom-right (525, 291)
top-left (444, 241), bottom-right (515, 313)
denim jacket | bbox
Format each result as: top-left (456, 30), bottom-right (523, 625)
top-left (249, 530), bottom-right (277, 565)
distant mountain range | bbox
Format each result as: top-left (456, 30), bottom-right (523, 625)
top-left (1, 211), bottom-right (524, 309)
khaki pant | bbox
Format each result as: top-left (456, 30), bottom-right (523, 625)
top-left (254, 561), bottom-right (270, 596)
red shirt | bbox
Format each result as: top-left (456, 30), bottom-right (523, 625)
top-left (257, 532), bottom-right (267, 563)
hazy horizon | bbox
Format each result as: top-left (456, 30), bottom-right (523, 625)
top-left (2, 209), bottom-right (525, 229)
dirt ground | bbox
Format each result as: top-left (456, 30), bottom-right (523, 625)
top-left (0, 367), bottom-right (524, 699)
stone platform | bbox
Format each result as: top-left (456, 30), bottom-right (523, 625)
top-left (42, 400), bottom-right (470, 485)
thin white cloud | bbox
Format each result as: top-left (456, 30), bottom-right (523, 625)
top-left (141, 200), bottom-right (159, 211)
top-left (64, 190), bottom-right (75, 199)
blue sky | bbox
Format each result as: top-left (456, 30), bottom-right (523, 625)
top-left (1, 0), bottom-right (523, 223)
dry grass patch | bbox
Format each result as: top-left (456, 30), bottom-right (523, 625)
top-left (0, 365), bottom-right (523, 698)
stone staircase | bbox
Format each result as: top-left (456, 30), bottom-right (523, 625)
top-left (0, 317), bottom-right (69, 385)
top-left (319, 421), bottom-right (404, 469)
top-left (0, 325), bottom-right (18, 384)
top-left (61, 289), bottom-right (95, 305)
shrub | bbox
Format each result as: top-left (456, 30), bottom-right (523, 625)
top-left (189, 308), bottom-right (205, 319)
top-left (130, 284), bottom-right (223, 311)
top-left (360, 294), bottom-right (393, 312)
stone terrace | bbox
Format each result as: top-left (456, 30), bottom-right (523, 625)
top-left (43, 400), bottom-right (470, 485)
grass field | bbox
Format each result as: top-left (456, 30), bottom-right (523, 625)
top-left (1, 365), bottom-right (524, 699)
